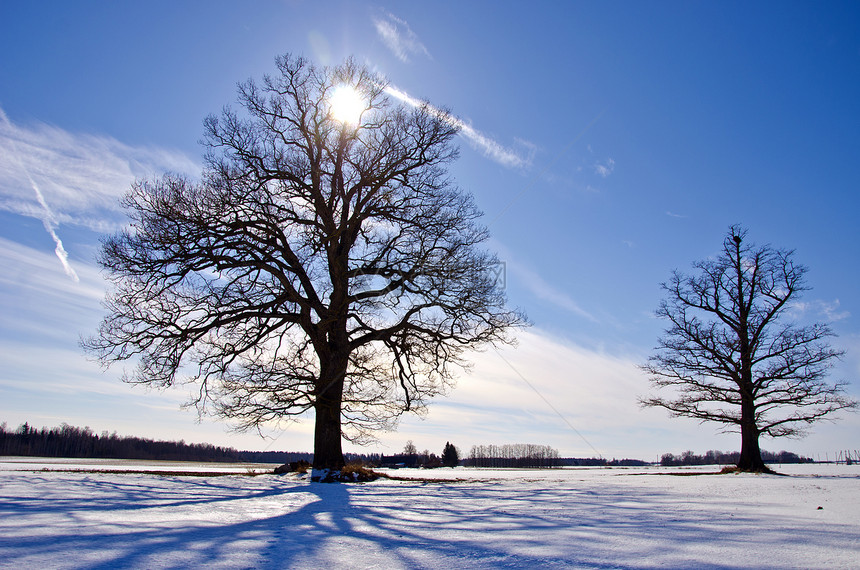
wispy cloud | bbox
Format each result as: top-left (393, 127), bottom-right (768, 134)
top-left (372, 12), bottom-right (431, 63)
top-left (665, 211), bottom-right (687, 219)
top-left (789, 299), bottom-right (850, 322)
top-left (503, 257), bottom-right (597, 322)
top-left (385, 85), bottom-right (534, 169)
top-left (0, 236), bottom-right (106, 339)
top-left (1, 110), bottom-right (78, 281)
top-left (457, 121), bottom-right (535, 169)
top-left (375, 328), bottom-right (728, 458)
top-left (594, 158), bottom-right (615, 178)
top-left (0, 108), bottom-right (199, 234)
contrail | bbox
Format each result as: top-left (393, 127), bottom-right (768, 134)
top-left (1, 109), bottom-right (80, 282)
top-left (384, 85), bottom-right (603, 222)
top-left (385, 85), bottom-right (530, 169)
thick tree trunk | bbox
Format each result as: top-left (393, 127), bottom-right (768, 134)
top-left (736, 399), bottom-right (767, 472)
top-left (311, 347), bottom-right (348, 475)
top-left (312, 395), bottom-right (345, 473)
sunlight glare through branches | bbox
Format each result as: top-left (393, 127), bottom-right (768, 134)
top-left (329, 85), bottom-right (365, 125)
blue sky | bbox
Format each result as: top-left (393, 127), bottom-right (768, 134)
top-left (2, 1), bottom-right (859, 460)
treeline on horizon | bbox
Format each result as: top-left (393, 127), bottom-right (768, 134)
top-left (464, 443), bottom-right (563, 468)
top-left (0, 421), bottom-right (430, 465)
top-left (660, 450), bottom-right (813, 466)
top-left (463, 444), bottom-right (647, 468)
top-left (0, 422), bottom-right (813, 466)
top-left (0, 421), bottom-right (324, 464)
top-left (0, 422), bottom-right (593, 466)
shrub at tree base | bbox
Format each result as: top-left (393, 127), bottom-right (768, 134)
top-left (310, 462), bottom-right (381, 483)
top-left (273, 460), bottom-right (311, 474)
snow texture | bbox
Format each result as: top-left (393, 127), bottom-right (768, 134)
top-left (1, 459), bottom-right (858, 568)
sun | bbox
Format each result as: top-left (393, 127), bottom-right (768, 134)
top-left (329, 85), bottom-right (365, 126)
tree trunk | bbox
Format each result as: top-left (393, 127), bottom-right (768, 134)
top-left (312, 393), bottom-right (345, 473)
top-left (311, 346), bottom-right (348, 475)
top-left (736, 398), bottom-right (767, 472)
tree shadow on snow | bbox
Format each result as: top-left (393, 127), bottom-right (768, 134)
top-left (1, 472), bottom-right (859, 569)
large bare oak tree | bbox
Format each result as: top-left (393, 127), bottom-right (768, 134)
top-left (641, 226), bottom-right (856, 472)
top-left (85, 56), bottom-right (525, 473)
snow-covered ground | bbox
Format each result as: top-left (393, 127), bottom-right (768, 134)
top-left (1, 459), bottom-right (858, 569)
top-left (0, 456), bottom-right (275, 474)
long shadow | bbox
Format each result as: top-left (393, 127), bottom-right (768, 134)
top-left (1, 473), bottom-right (291, 514)
top-left (1, 471), bottom-right (859, 568)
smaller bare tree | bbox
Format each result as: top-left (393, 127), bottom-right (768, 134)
top-left (641, 226), bottom-right (856, 472)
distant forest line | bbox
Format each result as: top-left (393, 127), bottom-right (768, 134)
top-left (0, 421), bottom-right (816, 466)
top-left (659, 450), bottom-right (813, 466)
top-left (2, 421), bottom-right (315, 465)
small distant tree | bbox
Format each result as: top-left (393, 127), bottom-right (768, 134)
top-left (423, 452), bottom-right (442, 468)
top-left (641, 226), bottom-right (856, 472)
top-left (442, 441), bottom-right (459, 467)
top-left (398, 440), bottom-right (419, 467)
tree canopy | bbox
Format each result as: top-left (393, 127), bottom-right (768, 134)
top-left (85, 55), bottom-right (525, 474)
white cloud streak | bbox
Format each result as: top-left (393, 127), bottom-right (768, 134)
top-left (372, 12), bottom-right (431, 63)
top-left (0, 236), bottom-right (105, 341)
top-left (385, 86), bottom-right (533, 169)
top-left (1, 110), bottom-right (78, 281)
top-left (506, 259), bottom-right (598, 322)
top-left (0, 108), bottom-right (199, 233)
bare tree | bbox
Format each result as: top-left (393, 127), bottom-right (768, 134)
top-left (403, 440), bottom-right (418, 456)
top-left (641, 226), bottom-right (856, 472)
top-left (84, 55), bottom-right (525, 474)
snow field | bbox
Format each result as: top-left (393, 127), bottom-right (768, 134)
top-left (0, 462), bottom-right (858, 568)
